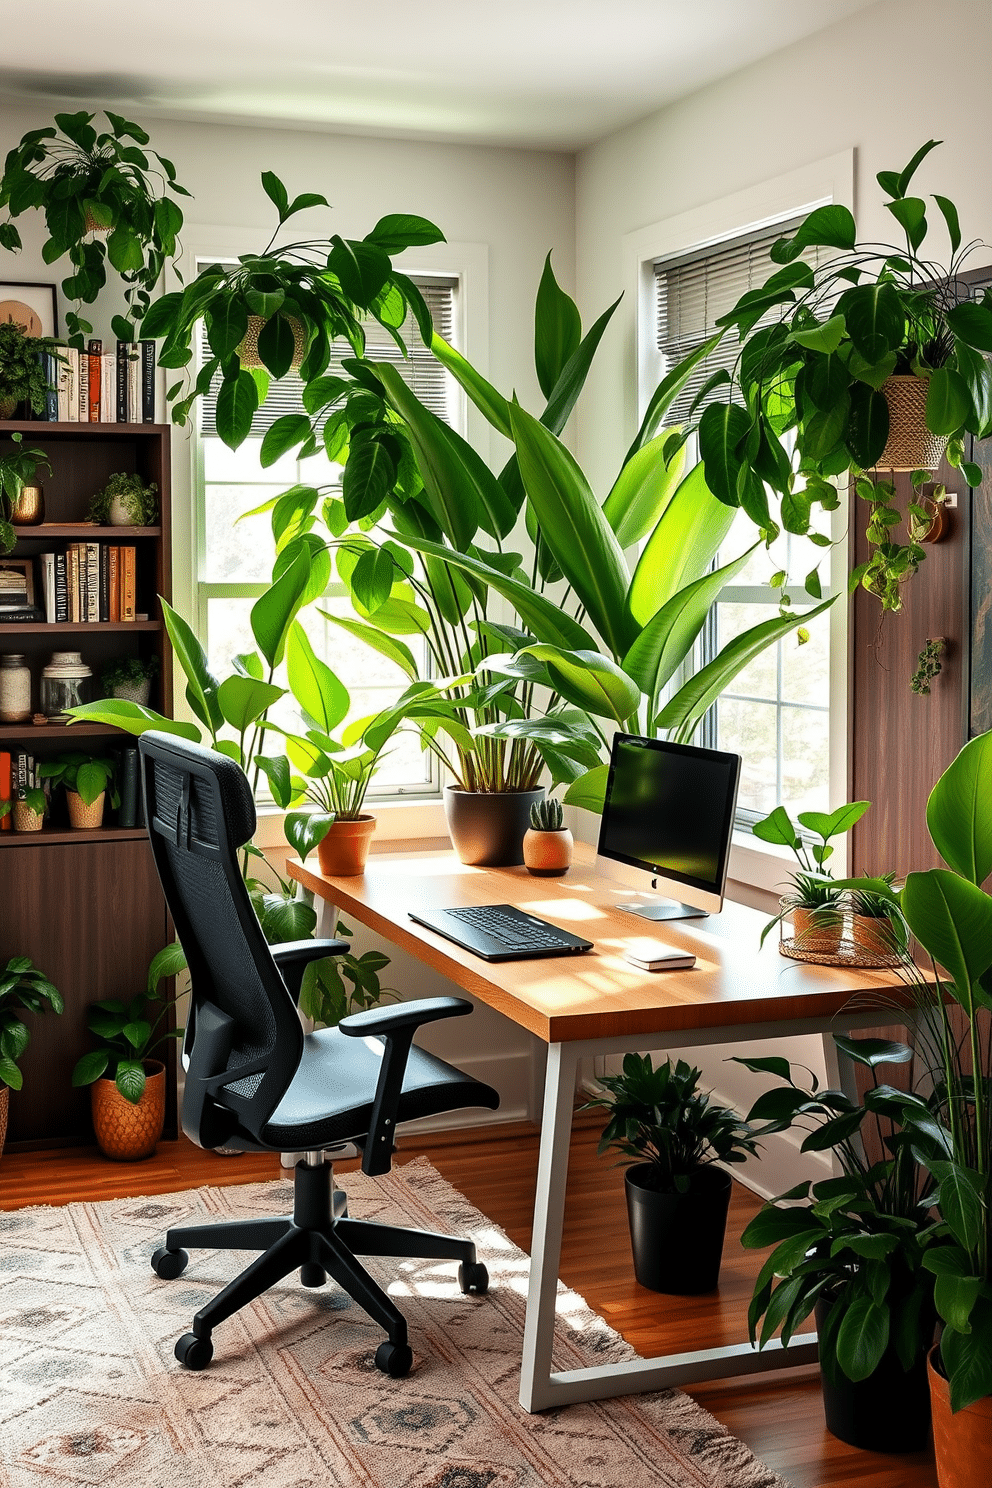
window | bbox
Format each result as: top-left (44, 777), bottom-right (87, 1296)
top-left (653, 223), bottom-right (834, 823)
top-left (195, 275), bottom-right (458, 799)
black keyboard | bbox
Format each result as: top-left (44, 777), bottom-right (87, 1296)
top-left (408, 903), bottom-right (594, 962)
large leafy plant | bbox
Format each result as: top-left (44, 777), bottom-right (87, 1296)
top-left (71, 942), bottom-right (187, 1103)
top-left (0, 956), bottom-right (63, 1091)
top-left (0, 110), bottom-right (189, 346)
top-left (689, 140), bottom-right (992, 612)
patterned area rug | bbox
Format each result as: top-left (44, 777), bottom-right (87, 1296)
top-left (0, 1157), bottom-right (787, 1488)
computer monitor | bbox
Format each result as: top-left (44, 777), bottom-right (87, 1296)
top-left (597, 734), bottom-right (741, 921)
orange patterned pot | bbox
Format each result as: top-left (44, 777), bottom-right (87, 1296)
top-left (523, 827), bottom-right (573, 877)
top-left (91, 1060), bottom-right (166, 1161)
top-left (67, 789), bottom-right (105, 830)
top-left (929, 1347), bottom-right (992, 1487)
top-left (0, 1083), bottom-right (8, 1163)
top-left (316, 815), bottom-right (376, 876)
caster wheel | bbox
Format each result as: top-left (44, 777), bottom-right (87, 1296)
top-left (151, 1247), bottom-right (188, 1280)
top-left (458, 1261), bottom-right (489, 1295)
top-left (374, 1341), bottom-right (413, 1378)
top-left (175, 1332), bottom-right (213, 1371)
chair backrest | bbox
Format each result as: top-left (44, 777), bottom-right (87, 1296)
top-left (139, 731), bottom-right (304, 1147)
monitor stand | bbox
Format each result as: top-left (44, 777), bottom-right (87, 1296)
top-left (621, 900), bottom-right (709, 922)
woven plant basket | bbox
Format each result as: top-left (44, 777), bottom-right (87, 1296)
top-left (13, 800), bottom-right (43, 832)
top-left (237, 314), bottom-right (306, 371)
top-left (878, 375), bottom-right (948, 472)
top-left (66, 789), bottom-right (105, 830)
top-left (0, 1084), bottom-right (8, 1163)
top-left (91, 1060), bottom-right (166, 1161)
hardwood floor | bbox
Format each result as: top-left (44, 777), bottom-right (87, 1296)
top-left (0, 1119), bottom-right (937, 1488)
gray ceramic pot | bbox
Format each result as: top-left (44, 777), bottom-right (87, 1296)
top-left (444, 786), bottom-right (545, 867)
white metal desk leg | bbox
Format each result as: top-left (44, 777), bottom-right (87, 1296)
top-left (519, 1041), bottom-right (582, 1413)
top-left (314, 895), bottom-right (339, 939)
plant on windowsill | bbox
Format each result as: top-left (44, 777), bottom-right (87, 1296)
top-left (38, 749), bottom-right (119, 830)
top-left (0, 110), bottom-right (189, 347)
top-left (88, 471), bottom-right (158, 527)
top-left (0, 957), bottom-right (64, 1159)
top-left (71, 942), bottom-right (186, 1160)
top-left (751, 800), bottom-right (871, 956)
top-left (684, 140), bottom-right (992, 613)
top-left (0, 320), bottom-right (61, 422)
top-left (582, 1053), bottom-right (758, 1295)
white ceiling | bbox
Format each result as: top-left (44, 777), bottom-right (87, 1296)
top-left (0, 0), bottom-right (881, 150)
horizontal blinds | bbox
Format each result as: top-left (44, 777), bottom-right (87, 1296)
top-left (199, 274), bottom-right (457, 436)
top-left (655, 218), bottom-right (822, 426)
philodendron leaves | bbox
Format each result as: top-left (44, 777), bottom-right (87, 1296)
top-left (925, 730), bottom-right (992, 885)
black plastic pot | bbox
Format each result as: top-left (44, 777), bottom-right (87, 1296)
top-left (815, 1297), bottom-right (932, 1452)
top-left (443, 786), bottom-right (544, 867)
top-left (623, 1163), bottom-right (732, 1294)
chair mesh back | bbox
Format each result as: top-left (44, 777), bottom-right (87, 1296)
top-left (139, 732), bottom-right (304, 1139)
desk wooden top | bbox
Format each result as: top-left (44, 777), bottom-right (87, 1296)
top-left (287, 844), bottom-right (905, 1045)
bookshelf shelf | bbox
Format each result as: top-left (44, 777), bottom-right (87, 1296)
top-left (10, 524), bottom-right (162, 540)
top-left (0, 722), bottom-right (125, 741)
top-left (0, 825), bottom-right (149, 849)
top-left (0, 620), bottom-right (162, 634)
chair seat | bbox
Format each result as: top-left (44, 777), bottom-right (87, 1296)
top-left (258, 1025), bottom-right (499, 1150)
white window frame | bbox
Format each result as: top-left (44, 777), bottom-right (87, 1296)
top-left (168, 228), bottom-right (491, 843)
top-left (621, 152), bottom-right (854, 892)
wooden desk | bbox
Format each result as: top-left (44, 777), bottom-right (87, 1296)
top-left (288, 844), bottom-right (904, 1412)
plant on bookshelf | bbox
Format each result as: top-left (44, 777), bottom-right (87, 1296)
top-left (38, 748), bottom-right (119, 829)
top-left (0, 110), bottom-right (189, 347)
top-left (101, 655), bottom-right (159, 706)
top-left (0, 432), bottom-right (51, 554)
top-left (0, 321), bottom-right (61, 421)
top-left (88, 471), bottom-right (158, 527)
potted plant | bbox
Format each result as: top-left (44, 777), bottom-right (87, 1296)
top-left (582, 1053), bottom-right (758, 1294)
top-left (687, 140), bottom-right (992, 613)
top-left (0, 110), bottom-right (189, 346)
top-left (0, 432), bottom-right (52, 551)
top-left (0, 320), bottom-right (61, 420)
top-left (735, 1038), bottom-right (945, 1452)
top-left (847, 872), bottom-right (899, 955)
top-left (0, 956), bottom-right (63, 1159)
top-left (750, 800), bottom-right (870, 954)
top-left (71, 941), bottom-right (186, 1160)
top-left (88, 471), bottom-right (158, 527)
top-left (38, 749), bottom-right (119, 829)
top-left (101, 654), bottom-right (159, 706)
top-left (523, 795), bottom-right (573, 877)
top-left (0, 777), bottom-right (47, 833)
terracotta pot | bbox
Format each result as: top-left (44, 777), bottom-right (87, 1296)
top-left (0, 1083), bottom-right (8, 1163)
top-left (91, 1060), bottom-right (166, 1161)
top-left (790, 903), bottom-right (843, 954)
top-left (929, 1346), bottom-right (992, 1487)
top-left (10, 482), bottom-right (44, 525)
top-left (316, 815), bottom-right (376, 876)
top-left (66, 789), bottom-right (105, 829)
top-left (13, 799), bottom-right (43, 832)
top-left (878, 375), bottom-right (949, 472)
top-left (850, 913), bottom-right (897, 957)
top-left (523, 827), bottom-right (573, 877)
top-left (444, 786), bottom-right (545, 867)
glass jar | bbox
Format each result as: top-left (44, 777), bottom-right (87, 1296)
top-left (0, 653), bottom-right (31, 722)
top-left (41, 651), bottom-right (92, 722)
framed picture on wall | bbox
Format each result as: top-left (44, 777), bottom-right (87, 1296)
top-left (0, 282), bottom-right (59, 338)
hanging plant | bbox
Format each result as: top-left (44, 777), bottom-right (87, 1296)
top-left (674, 140), bottom-right (992, 613)
top-left (0, 110), bottom-right (189, 347)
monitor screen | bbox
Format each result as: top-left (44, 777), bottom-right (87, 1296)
top-left (597, 735), bottom-right (741, 903)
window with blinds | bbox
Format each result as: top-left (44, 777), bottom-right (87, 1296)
top-left (655, 218), bottom-right (817, 426)
top-left (199, 273), bottom-right (457, 436)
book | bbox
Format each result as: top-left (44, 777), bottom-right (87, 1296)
top-left (87, 340), bottom-right (102, 422)
top-left (141, 340), bottom-right (156, 422)
top-left (0, 567), bottom-right (29, 608)
top-left (66, 348), bottom-right (80, 421)
top-left (121, 545), bottom-right (136, 622)
top-left (118, 747), bottom-right (139, 828)
top-left (116, 340), bottom-right (129, 424)
top-left (100, 352), bottom-right (115, 423)
top-left (85, 543), bottom-right (100, 622)
top-left (43, 351), bottom-right (58, 422)
top-left (128, 344), bottom-right (140, 425)
top-left (99, 544), bottom-right (110, 622)
top-left (54, 551), bottom-right (68, 622)
top-left (79, 350), bottom-right (89, 422)
top-left (0, 752), bottom-right (10, 830)
top-left (41, 551), bottom-right (57, 623)
top-left (68, 544), bottom-right (80, 622)
top-left (57, 352), bottom-right (73, 422)
top-left (109, 545), bottom-right (120, 623)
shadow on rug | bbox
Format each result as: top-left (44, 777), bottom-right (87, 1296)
top-left (0, 1156), bottom-right (787, 1488)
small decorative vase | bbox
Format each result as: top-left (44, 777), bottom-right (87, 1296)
top-left (110, 678), bottom-right (151, 706)
top-left (523, 827), bottom-right (573, 877)
top-left (91, 1060), bottom-right (166, 1161)
top-left (316, 815), bottom-right (376, 876)
top-left (929, 1346), bottom-right (992, 1488)
top-left (624, 1163), bottom-right (732, 1294)
top-left (0, 1083), bottom-right (8, 1163)
top-left (67, 789), bottom-right (105, 830)
top-left (850, 914), bottom-right (897, 957)
top-left (444, 786), bottom-right (545, 867)
top-left (0, 653), bottom-right (32, 723)
top-left (108, 493), bottom-right (138, 526)
top-left (10, 483), bottom-right (44, 525)
top-left (878, 375), bottom-right (948, 473)
top-left (790, 903), bottom-right (844, 955)
top-left (41, 651), bottom-right (92, 721)
top-left (13, 799), bottom-right (43, 832)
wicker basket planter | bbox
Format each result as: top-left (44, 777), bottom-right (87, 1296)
top-left (91, 1060), bottom-right (166, 1161)
top-left (878, 375), bottom-right (948, 472)
top-left (13, 799), bottom-right (43, 832)
top-left (66, 789), bottom-right (105, 830)
top-left (789, 904), bottom-right (844, 955)
top-left (237, 314), bottom-right (306, 371)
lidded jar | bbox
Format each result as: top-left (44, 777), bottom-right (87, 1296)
top-left (0, 653), bottom-right (32, 723)
top-left (41, 651), bottom-right (92, 722)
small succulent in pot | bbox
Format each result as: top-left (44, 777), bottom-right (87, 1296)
top-left (523, 794), bottom-right (573, 877)
top-left (88, 471), bottom-right (158, 527)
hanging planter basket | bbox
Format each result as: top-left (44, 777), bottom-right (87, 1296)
top-left (237, 314), bottom-right (306, 371)
top-left (878, 375), bottom-right (948, 472)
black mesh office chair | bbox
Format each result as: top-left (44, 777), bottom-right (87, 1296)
top-left (138, 731), bottom-right (499, 1377)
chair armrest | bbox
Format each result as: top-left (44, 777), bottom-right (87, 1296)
top-left (339, 996), bottom-right (473, 1176)
top-left (272, 939), bottom-right (350, 1002)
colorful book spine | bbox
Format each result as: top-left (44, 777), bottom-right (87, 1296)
top-left (42, 551), bottom-right (57, 623)
top-left (54, 551), bottom-right (68, 622)
top-left (128, 344), bottom-right (140, 424)
top-left (99, 545), bottom-right (110, 622)
top-left (87, 340), bottom-right (102, 422)
top-left (0, 751), bottom-right (11, 830)
top-left (79, 350), bottom-right (89, 422)
top-left (121, 545), bottom-right (136, 622)
top-left (116, 340), bottom-right (129, 424)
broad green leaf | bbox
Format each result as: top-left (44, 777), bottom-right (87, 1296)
top-left (350, 547), bottom-right (395, 614)
top-left (628, 463), bottom-right (737, 625)
top-left (930, 1159), bottom-right (985, 1253)
top-left (926, 732), bottom-right (992, 884)
top-left (798, 801), bottom-right (871, 841)
top-left (698, 402), bottom-right (750, 506)
top-left (342, 435), bottom-right (395, 523)
top-left (845, 383), bottom-right (890, 469)
top-left (770, 205), bottom-right (857, 263)
top-left (947, 301), bottom-right (992, 354)
top-left (603, 430), bottom-right (686, 548)
top-left (68, 698), bottom-right (201, 742)
top-left (284, 810), bottom-right (335, 864)
top-left (836, 1296), bottom-right (889, 1382)
top-left (162, 597), bottom-right (223, 736)
top-left (837, 283), bottom-right (905, 363)
top-left (934, 1273), bottom-right (983, 1333)
top-left (933, 194), bottom-right (962, 254)
top-left (534, 252), bottom-right (581, 399)
top-left (365, 212), bottom-right (444, 253)
top-left (286, 621), bottom-right (349, 732)
top-left (260, 414), bottom-right (311, 468)
top-left (943, 1298), bottom-right (992, 1411)
top-left (954, 342), bottom-right (992, 439)
top-left (901, 869), bottom-right (992, 1014)
top-left (71, 1050), bottom-right (110, 1086)
top-left (926, 367), bottom-right (971, 436)
top-left (257, 753), bottom-right (293, 808)
top-left (519, 645), bottom-right (639, 723)
top-left (74, 761), bottom-right (107, 806)
top-left (215, 367), bottom-right (259, 449)
top-left (886, 195), bottom-right (928, 251)
top-left (540, 294), bottom-right (622, 436)
top-left (115, 1060), bottom-right (146, 1104)
top-left (429, 332), bottom-right (511, 437)
top-left (832, 1035), bottom-right (912, 1068)
top-left (251, 546), bottom-right (312, 667)
top-left (217, 676), bottom-right (283, 735)
top-left (563, 764), bottom-right (609, 815)
top-left (790, 315), bottom-right (846, 354)
top-left (625, 332), bottom-right (725, 460)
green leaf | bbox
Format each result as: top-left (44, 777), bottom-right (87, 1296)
top-left (838, 282), bottom-right (906, 363)
top-left (930, 1159), bottom-right (985, 1252)
top-left (563, 764), bottom-right (610, 815)
top-left (935, 1273), bottom-right (983, 1333)
top-left (697, 402), bottom-right (750, 507)
top-left (251, 546), bottom-right (312, 667)
top-left (147, 942), bottom-right (187, 992)
top-left (886, 195), bottom-right (928, 251)
top-left (518, 645), bottom-right (639, 723)
top-left (627, 463), bottom-right (736, 625)
top-left (365, 213), bottom-right (445, 253)
top-left (215, 368), bottom-right (259, 449)
top-left (832, 1034), bottom-right (911, 1068)
top-left (790, 314), bottom-right (846, 354)
top-left (376, 363), bottom-right (481, 547)
top-left (540, 295), bottom-right (622, 439)
top-left (797, 801), bottom-right (871, 841)
top-left (943, 1298), bottom-right (992, 1410)
top-left (933, 194), bottom-right (962, 253)
top-left (429, 332), bottom-right (511, 438)
top-left (161, 597), bottom-right (223, 736)
top-left (534, 252), bottom-right (582, 400)
top-left (115, 1060), bottom-right (146, 1104)
top-left (902, 869), bottom-right (992, 1013)
top-left (260, 170), bottom-right (289, 218)
top-left (603, 430), bottom-right (686, 548)
top-left (71, 1049), bottom-right (110, 1087)
top-left (286, 620), bottom-right (349, 732)
top-left (67, 698), bottom-right (201, 742)
top-left (926, 732), bottom-right (992, 885)
top-left (625, 332), bottom-right (725, 460)
top-left (342, 436), bottom-right (395, 524)
top-left (835, 1296), bottom-right (889, 1383)
top-left (217, 676), bottom-right (283, 735)
top-left (845, 383), bottom-right (890, 469)
top-left (947, 302), bottom-right (992, 354)
top-left (260, 414), bottom-right (311, 468)
top-left (770, 205), bottom-right (857, 263)
top-left (926, 367), bottom-right (971, 436)
top-left (284, 810), bottom-right (335, 864)
top-left (321, 611), bottom-right (418, 681)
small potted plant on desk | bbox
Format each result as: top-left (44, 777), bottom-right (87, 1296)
top-left (72, 942), bottom-right (187, 1161)
top-left (753, 800), bottom-right (871, 957)
top-left (0, 956), bottom-right (63, 1159)
top-left (583, 1053), bottom-right (758, 1294)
